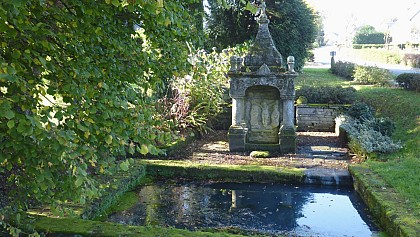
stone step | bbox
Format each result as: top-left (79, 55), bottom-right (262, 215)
top-left (304, 168), bottom-right (353, 186)
top-left (297, 145), bottom-right (348, 160)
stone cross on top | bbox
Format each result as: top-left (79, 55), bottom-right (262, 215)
top-left (242, 0), bottom-right (283, 73)
top-left (257, 1), bottom-right (267, 19)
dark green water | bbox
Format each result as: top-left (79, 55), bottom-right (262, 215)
top-left (107, 181), bottom-right (380, 236)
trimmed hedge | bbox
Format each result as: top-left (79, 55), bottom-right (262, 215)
top-left (330, 61), bottom-right (356, 80)
top-left (295, 86), bottom-right (357, 104)
top-left (395, 73), bottom-right (420, 92)
top-left (352, 44), bottom-right (385, 49)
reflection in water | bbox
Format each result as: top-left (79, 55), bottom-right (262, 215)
top-left (107, 182), bottom-right (379, 236)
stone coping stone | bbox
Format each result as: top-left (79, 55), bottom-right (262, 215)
top-left (304, 167), bottom-right (352, 186)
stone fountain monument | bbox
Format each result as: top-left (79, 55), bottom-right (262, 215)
top-left (228, 2), bottom-right (298, 153)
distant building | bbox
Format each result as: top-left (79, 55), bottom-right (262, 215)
top-left (390, 2), bottom-right (420, 45)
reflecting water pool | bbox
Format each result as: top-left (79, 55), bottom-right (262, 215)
top-left (107, 181), bottom-right (380, 236)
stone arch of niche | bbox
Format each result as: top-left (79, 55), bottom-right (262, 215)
top-left (245, 85), bottom-right (282, 144)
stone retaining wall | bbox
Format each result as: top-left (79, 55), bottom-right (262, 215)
top-left (296, 105), bottom-right (345, 132)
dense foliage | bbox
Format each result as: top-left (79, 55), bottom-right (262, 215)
top-left (331, 61), bottom-right (394, 86)
top-left (205, 0), bottom-right (318, 70)
top-left (353, 25), bottom-right (385, 44)
top-left (353, 65), bottom-right (393, 86)
top-left (159, 45), bottom-right (247, 134)
top-left (339, 103), bottom-right (400, 160)
top-left (295, 86), bottom-right (356, 104)
top-left (330, 61), bottom-right (355, 80)
top-left (205, 0), bottom-right (257, 50)
top-left (0, 0), bottom-right (204, 219)
top-left (395, 73), bottom-right (420, 92)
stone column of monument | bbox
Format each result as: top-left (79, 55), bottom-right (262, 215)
top-left (278, 56), bottom-right (297, 153)
top-left (279, 93), bottom-right (296, 153)
top-left (228, 56), bottom-right (247, 151)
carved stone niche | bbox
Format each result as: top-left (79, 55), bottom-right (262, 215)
top-left (227, 1), bottom-right (297, 153)
top-left (245, 86), bottom-right (281, 144)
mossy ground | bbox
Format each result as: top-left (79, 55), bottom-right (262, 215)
top-left (142, 159), bottom-right (305, 183)
top-left (350, 165), bottom-right (420, 236)
top-left (33, 215), bottom-right (250, 237)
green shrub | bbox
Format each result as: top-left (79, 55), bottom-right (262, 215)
top-left (395, 73), bottom-right (420, 92)
top-left (295, 86), bottom-right (357, 104)
top-left (345, 102), bottom-right (375, 120)
top-left (352, 44), bottom-right (363, 49)
top-left (402, 53), bottom-right (420, 68)
top-left (353, 65), bottom-right (394, 86)
top-left (352, 44), bottom-right (385, 49)
top-left (330, 61), bottom-right (355, 80)
top-left (340, 102), bottom-right (400, 159)
top-left (346, 103), bottom-right (395, 137)
top-left (306, 50), bottom-right (315, 62)
top-left (160, 44), bottom-right (248, 134)
top-left (339, 115), bottom-right (401, 159)
top-left (369, 117), bottom-right (396, 137)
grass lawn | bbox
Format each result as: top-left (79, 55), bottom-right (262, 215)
top-left (297, 67), bottom-right (353, 88)
top-left (357, 87), bottom-right (420, 215)
top-left (300, 67), bottom-right (420, 217)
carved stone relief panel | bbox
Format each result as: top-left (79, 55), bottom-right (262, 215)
top-left (245, 86), bottom-right (282, 144)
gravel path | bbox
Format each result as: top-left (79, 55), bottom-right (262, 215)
top-left (164, 130), bottom-right (361, 170)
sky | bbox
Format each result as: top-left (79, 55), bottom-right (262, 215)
top-left (305, 0), bottom-right (418, 36)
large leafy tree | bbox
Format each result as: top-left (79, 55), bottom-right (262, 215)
top-left (206, 0), bottom-right (318, 69)
top-left (353, 25), bottom-right (385, 44)
top-left (0, 0), bottom-right (200, 215)
top-left (205, 0), bottom-right (257, 49)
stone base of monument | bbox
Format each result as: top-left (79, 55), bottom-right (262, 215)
top-left (228, 125), bottom-right (297, 154)
top-left (228, 125), bottom-right (247, 152)
top-left (279, 126), bottom-right (297, 154)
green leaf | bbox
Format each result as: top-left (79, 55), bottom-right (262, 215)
top-left (105, 134), bottom-right (113, 145)
top-left (7, 120), bottom-right (15, 128)
top-left (38, 56), bottom-right (47, 67)
top-left (75, 176), bottom-right (84, 187)
top-left (77, 166), bottom-right (87, 176)
top-left (12, 49), bottom-right (21, 59)
top-left (245, 2), bottom-right (258, 15)
top-left (111, 0), bottom-right (119, 7)
top-left (3, 110), bottom-right (15, 119)
top-left (157, 0), bottom-right (164, 8)
top-left (77, 122), bottom-right (88, 132)
top-left (119, 160), bottom-right (129, 171)
top-left (139, 144), bottom-right (148, 155)
top-left (12, 0), bottom-right (26, 7)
